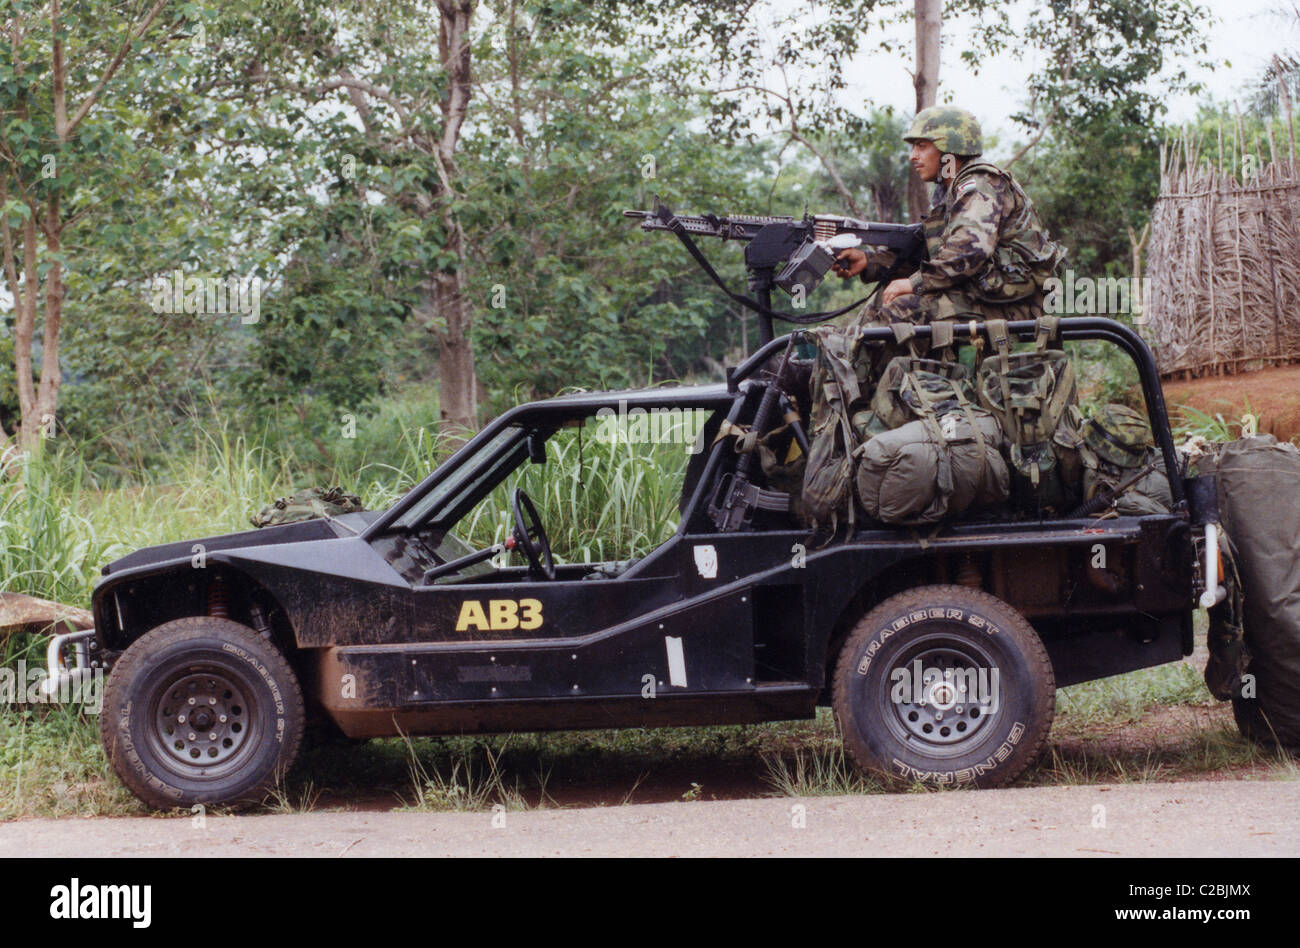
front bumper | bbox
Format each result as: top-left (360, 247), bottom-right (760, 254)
top-left (41, 627), bottom-right (98, 696)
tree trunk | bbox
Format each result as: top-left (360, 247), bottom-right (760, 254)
top-left (1, 0), bottom-right (168, 453)
top-left (34, 198), bottom-right (63, 446)
top-left (433, 220), bottom-right (478, 437)
top-left (908, 0), bottom-right (941, 222)
top-left (9, 216), bottom-right (39, 450)
top-left (432, 0), bottom-right (480, 437)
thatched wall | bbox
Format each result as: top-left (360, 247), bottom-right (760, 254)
top-left (1146, 130), bottom-right (1300, 378)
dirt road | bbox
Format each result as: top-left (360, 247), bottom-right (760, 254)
top-left (2, 779), bottom-right (1296, 857)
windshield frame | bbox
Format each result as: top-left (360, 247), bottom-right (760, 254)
top-left (388, 424), bottom-right (530, 530)
top-left (361, 385), bottom-right (736, 541)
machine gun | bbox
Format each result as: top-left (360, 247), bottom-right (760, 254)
top-left (624, 198), bottom-right (925, 345)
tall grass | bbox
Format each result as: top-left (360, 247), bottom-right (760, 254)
top-left (0, 444), bottom-right (103, 611)
top-left (458, 421), bottom-right (692, 563)
top-left (0, 405), bottom-right (691, 622)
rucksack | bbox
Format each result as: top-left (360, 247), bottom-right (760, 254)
top-left (251, 486), bottom-right (364, 528)
top-left (869, 355), bottom-right (978, 431)
top-left (852, 339), bottom-right (1009, 525)
top-left (976, 317), bottom-right (1083, 515)
top-left (1078, 404), bottom-right (1172, 516)
top-left (854, 410), bottom-right (1008, 525)
top-left (799, 327), bottom-right (866, 532)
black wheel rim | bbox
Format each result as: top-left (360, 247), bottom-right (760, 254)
top-left (875, 632), bottom-right (1005, 760)
top-left (147, 667), bottom-right (260, 779)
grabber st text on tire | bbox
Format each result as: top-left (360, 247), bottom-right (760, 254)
top-left (100, 616), bottom-right (305, 810)
top-left (832, 584), bottom-right (1055, 788)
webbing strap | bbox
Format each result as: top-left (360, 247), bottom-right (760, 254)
top-left (891, 322), bottom-right (917, 345)
top-left (712, 418), bottom-right (749, 447)
top-left (752, 409), bottom-right (804, 450)
top-left (1034, 316), bottom-right (1061, 351)
top-left (904, 373), bottom-right (955, 500)
top-left (984, 318), bottom-right (1016, 442)
top-left (952, 384), bottom-right (987, 472)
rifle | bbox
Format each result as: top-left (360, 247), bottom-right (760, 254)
top-left (1065, 460), bottom-right (1160, 519)
top-left (707, 337), bottom-right (806, 531)
top-left (624, 197), bottom-right (925, 343)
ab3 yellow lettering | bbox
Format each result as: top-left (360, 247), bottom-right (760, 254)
top-left (455, 598), bottom-right (543, 632)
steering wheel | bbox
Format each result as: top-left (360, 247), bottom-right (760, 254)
top-left (511, 487), bottom-right (555, 580)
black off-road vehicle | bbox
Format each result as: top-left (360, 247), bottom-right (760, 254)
top-left (46, 317), bottom-right (1222, 809)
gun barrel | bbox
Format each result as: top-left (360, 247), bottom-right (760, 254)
top-left (623, 208), bottom-right (798, 240)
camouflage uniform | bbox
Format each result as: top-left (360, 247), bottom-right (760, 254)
top-left (853, 109), bottom-right (1065, 332)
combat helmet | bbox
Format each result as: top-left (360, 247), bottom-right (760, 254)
top-left (903, 107), bottom-right (983, 157)
top-left (1082, 405), bottom-right (1153, 469)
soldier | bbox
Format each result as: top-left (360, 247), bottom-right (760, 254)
top-left (833, 107), bottom-right (1065, 328)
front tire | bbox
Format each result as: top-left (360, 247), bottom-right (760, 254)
top-left (100, 617), bottom-right (305, 810)
top-left (832, 585), bottom-right (1055, 788)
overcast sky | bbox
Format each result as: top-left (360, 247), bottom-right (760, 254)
top-left (827, 0), bottom-right (1299, 160)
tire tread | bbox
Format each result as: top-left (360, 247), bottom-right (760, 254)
top-left (831, 584), bottom-right (1055, 789)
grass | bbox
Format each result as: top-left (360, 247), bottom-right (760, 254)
top-left (0, 394), bottom-right (1292, 818)
top-left (397, 733), bottom-right (545, 813)
top-left (262, 770), bottom-right (323, 815)
top-left (1170, 401), bottom-right (1257, 444)
top-left (760, 744), bottom-right (883, 797)
top-left (1056, 661), bottom-right (1210, 725)
top-left (0, 706), bottom-right (141, 821)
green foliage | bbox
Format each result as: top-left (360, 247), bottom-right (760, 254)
top-left (1177, 101), bottom-right (1298, 180)
top-left (1015, 111), bottom-right (1162, 275)
top-left (0, 0), bottom-right (1222, 478)
top-left (0, 444), bottom-right (101, 607)
top-left (0, 0), bottom-right (212, 440)
top-left (959, 0), bottom-right (1213, 133)
top-left (800, 109), bottom-right (913, 223)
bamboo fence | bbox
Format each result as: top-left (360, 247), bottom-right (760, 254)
top-left (1146, 110), bottom-right (1300, 378)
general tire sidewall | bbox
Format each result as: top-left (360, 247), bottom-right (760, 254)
top-left (105, 631), bottom-right (296, 808)
top-left (839, 600), bottom-right (1044, 786)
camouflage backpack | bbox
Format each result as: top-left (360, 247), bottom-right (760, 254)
top-left (1079, 404), bottom-right (1172, 516)
top-left (799, 327), bottom-right (866, 532)
top-left (868, 353), bottom-right (979, 432)
top-left (251, 486), bottom-right (364, 528)
top-left (852, 333), bottom-right (1009, 525)
top-left (976, 317), bottom-right (1084, 515)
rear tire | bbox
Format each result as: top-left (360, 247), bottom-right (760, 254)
top-left (100, 617), bottom-right (305, 810)
top-left (832, 584), bottom-right (1055, 788)
top-left (1232, 693), bottom-right (1300, 754)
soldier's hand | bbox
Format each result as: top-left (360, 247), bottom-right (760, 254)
top-left (832, 248), bottom-right (868, 278)
top-left (882, 278), bottom-right (914, 305)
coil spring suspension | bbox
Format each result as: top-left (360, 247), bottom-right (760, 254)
top-left (207, 576), bottom-right (229, 619)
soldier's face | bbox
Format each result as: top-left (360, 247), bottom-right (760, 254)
top-left (910, 140), bottom-right (942, 182)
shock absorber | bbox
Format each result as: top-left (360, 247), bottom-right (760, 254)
top-left (207, 575), bottom-right (229, 619)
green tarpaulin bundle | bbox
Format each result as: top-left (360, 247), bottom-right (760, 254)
top-left (1208, 436), bottom-right (1300, 750)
